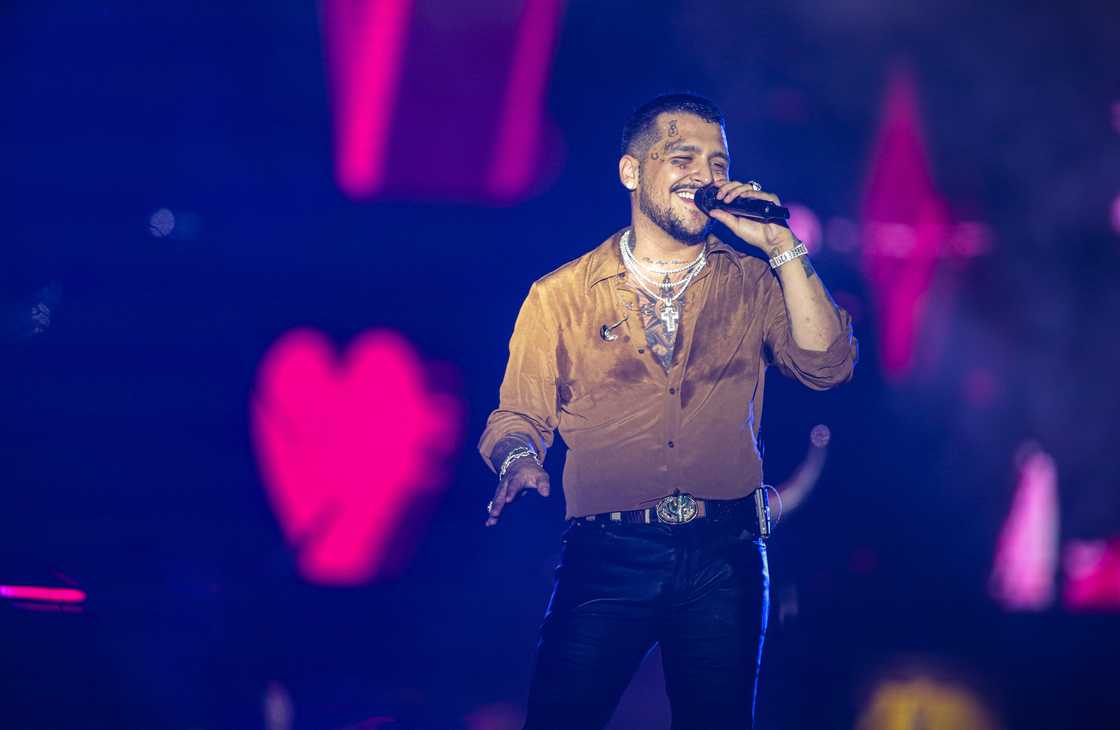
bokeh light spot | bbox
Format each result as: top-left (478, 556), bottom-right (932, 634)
top-left (148, 208), bottom-right (175, 238)
top-left (989, 444), bottom-right (1058, 611)
top-left (858, 676), bottom-right (997, 730)
top-left (787, 203), bottom-right (822, 253)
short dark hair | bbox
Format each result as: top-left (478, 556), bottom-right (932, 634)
top-left (620, 93), bottom-right (725, 158)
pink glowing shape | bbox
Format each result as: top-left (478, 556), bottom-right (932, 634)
top-left (1110, 192), bottom-right (1120, 235)
top-left (787, 203), bottom-right (822, 253)
top-left (321, 0), bottom-right (414, 198)
top-left (989, 446), bottom-right (1058, 610)
top-left (251, 328), bottom-right (461, 585)
top-left (321, 0), bottom-right (566, 203)
top-left (1064, 538), bottom-right (1120, 611)
top-left (0, 585), bottom-right (87, 603)
top-left (487, 0), bottom-right (566, 200)
top-left (860, 67), bottom-right (950, 382)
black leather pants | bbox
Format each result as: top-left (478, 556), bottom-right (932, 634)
top-left (523, 518), bottom-right (769, 730)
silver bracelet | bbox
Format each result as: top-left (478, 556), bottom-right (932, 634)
top-left (768, 243), bottom-right (809, 270)
top-left (498, 446), bottom-right (540, 480)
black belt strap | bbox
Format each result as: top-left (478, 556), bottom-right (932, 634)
top-left (579, 493), bottom-right (757, 525)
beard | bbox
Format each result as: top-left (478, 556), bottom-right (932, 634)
top-left (638, 185), bottom-right (710, 245)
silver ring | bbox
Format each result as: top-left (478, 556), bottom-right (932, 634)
top-left (746, 180), bottom-right (763, 192)
top-left (487, 500), bottom-right (495, 512)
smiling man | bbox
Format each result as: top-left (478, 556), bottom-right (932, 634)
top-left (479, 93), bottom-right (858, 729)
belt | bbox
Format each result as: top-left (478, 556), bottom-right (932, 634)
top-left (578, 492), bottom-right (757, 526)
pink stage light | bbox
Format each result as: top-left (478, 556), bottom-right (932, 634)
top-left (322, 0), bottom-right (566, 202)
top-left (988, 445), bottom-right (1058, 611)
top-left (786, 203), bottom-right (822, 253)
top-left (487, 0), bottom-right (566, 200)
top-left (1064, 538), bottom-right (1120, 611)
top-left (0, 585), bottom-right (87, 604)
top-left (252, 328), bottom-right (462, 585)
top-left (1110, 192), bottom-right (1120, 235)
top-left (860, 67), bottom-right (950, 382)
top-left (321, 0), bottom-right (414, 198)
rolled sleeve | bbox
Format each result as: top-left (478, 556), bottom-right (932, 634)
top-left (478, 283), bottom-right (561, 470)
top-left (763, 283), bottom-right (859, 391)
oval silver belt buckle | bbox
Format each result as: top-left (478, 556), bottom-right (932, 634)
top-left (655, 493), bottom-right (697, 524)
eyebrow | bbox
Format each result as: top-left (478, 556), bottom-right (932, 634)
top-left (663, 139), bottom-right (729, 162)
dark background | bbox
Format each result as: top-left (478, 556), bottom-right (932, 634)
top-left (2, 1), bottom-right (1119, 728)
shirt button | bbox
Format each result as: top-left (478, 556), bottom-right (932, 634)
top-left (667, 441), bottom-right (675, 448)
top-left (669, 387), bottom-right (677, 395)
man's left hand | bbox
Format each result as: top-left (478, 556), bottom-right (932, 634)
top-left (706, 181), bottom-right (798, 255)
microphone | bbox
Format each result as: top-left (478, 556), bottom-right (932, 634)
top-left (692, 184), bottom-right (790, 223)
top-left (599, 315), bottom-right (628, 341)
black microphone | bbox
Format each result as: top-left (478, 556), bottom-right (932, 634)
top-left (692, 184), bottom-right (790, 223)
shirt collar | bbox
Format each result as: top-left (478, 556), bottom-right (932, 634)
top-left (585, 228), bottom-right (743, 291)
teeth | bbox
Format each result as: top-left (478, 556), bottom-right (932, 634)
top-left (676, 190), bottom-right (695, 200)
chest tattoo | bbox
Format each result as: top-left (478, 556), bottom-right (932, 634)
top-left (635, 289), bottom-right (682, 373)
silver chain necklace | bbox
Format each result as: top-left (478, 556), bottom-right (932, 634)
top-left (621, 230), bottom-right (706, 276)
top-left (620, 230), bottom-right (706, 334)
top-left (620, 231), bottom-right (706, 289)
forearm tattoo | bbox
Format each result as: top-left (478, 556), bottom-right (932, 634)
top-left (799, 255), bottom-right (816, 279)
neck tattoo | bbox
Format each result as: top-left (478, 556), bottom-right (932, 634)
top-left (643, 256), bottom-right (693, 266)
top-left (619, 229), bottom-right (706, 335)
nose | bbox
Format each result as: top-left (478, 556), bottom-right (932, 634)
top-left (689, 164), bottom-right (713, 187)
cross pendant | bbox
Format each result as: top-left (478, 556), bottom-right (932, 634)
top-left (659, 301), bottom-right (679, 334)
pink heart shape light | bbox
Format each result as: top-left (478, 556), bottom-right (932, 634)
top-left (251, 328), bottom-right (461, 585)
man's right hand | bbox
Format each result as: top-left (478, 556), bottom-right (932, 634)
top-left (485, 459), bottom-right (550, 527)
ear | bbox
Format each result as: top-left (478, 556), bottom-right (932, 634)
top-left (619, 154), bottom-right (640, 191)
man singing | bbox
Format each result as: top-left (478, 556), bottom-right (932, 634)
top-left (478, 93), bottom-right (858, 729)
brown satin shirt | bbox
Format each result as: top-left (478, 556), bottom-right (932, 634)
top-left (479, 228), bottom-right (858, 519)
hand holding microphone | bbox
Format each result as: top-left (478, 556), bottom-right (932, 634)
top-left (691, 181), bottom-right (790, 223)
top-left (695, 180), bottom-right (800, 255)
